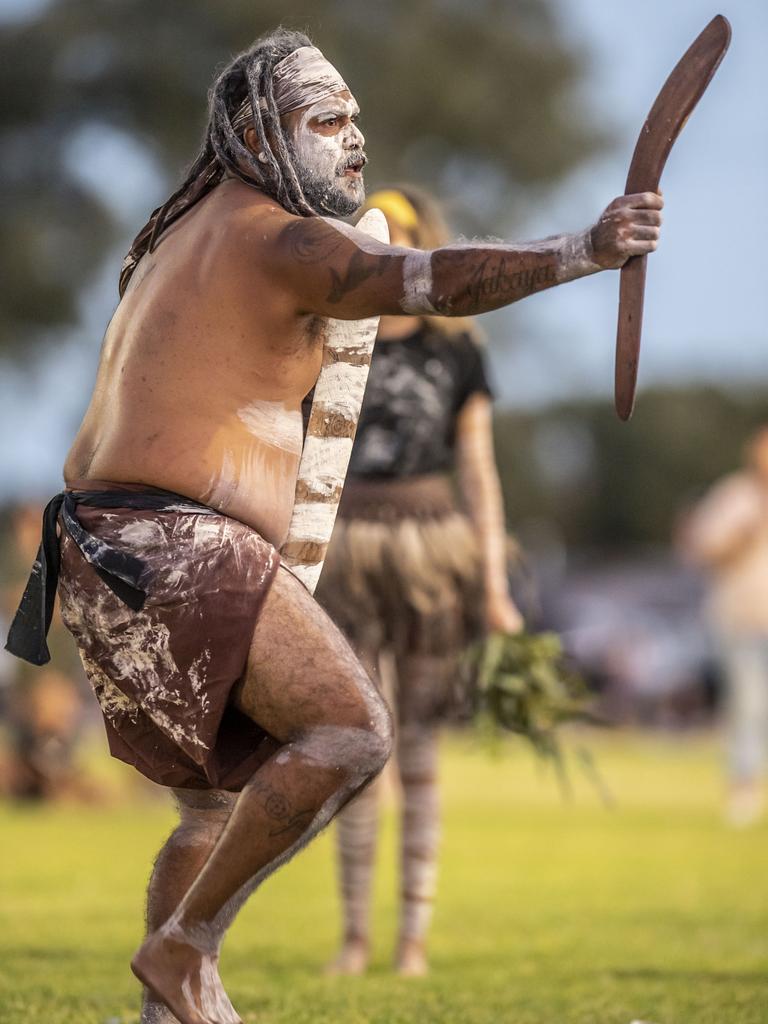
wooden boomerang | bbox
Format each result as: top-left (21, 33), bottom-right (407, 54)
top-left (280, 208), bottom-right (389, 593)
top-left (614, 13), bottom-right (731, 421)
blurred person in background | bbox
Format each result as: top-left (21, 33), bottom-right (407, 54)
top-left (317, 186), bottom-right (523, 977)
top-left (5, 26), bottom-right (664, 1024)
top-left (0, 503), bottom-right (89, 801)
top-left (680, 426), bottom-right (768, 826)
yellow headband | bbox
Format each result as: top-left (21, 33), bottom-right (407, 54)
top-left (364, 189), bottom-right (419, 232)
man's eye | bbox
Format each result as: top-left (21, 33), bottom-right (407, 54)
top-left (323, 118), bottom-right (338, 127)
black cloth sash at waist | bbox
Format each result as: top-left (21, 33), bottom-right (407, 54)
top-left (4, 487), bottom-right (218, 667)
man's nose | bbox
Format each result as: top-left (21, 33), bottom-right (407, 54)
top-left (347, 122), bottom-right (365, 148)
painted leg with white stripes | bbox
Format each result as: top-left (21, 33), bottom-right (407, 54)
top-left (326, 776), bottom-right (382, 975)
top-left (326, 647), bottom-right (383, 976)
top-left (395, 718), bottom-right (441, 977)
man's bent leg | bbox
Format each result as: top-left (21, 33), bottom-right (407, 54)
top-left (142, 789), bottom-right (236, 1024)
top-left (132, 566), bottom-right (393, 1024)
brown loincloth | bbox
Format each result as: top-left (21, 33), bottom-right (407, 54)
top-left (57, 493), bottom-right (281, 790)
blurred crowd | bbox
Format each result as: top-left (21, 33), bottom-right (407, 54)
top-left (4, 422), bottom-right (768, 823)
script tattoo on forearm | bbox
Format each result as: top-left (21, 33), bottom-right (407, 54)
top-left (422, 231), bottom-right (600, 316)
top-left (461, 256), bottom-right (557, 307)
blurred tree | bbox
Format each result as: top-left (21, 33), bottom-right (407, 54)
top-left (494, 387), bottom-right (768, 550)
top-left (0, 0), bottom-right (604, 356)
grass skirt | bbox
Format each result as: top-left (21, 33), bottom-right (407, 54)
top-left (317, 475), bottom-right (484, 671)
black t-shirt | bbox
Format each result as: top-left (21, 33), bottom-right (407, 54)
top-left (345, 325), bottom-right (493, 479)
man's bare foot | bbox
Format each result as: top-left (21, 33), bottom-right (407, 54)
top-left (131, 930), bottom-right (241, 1024)
top-left (396, 937), bottom-right (428, 977)
top-left (325, 937), bottom-right (369, 976)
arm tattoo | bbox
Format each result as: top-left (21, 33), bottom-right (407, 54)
top-left (280, 217), bottom-right (391, 305)
top-left (422, 231), bottom-right (600, 317)
top-left (462, 256), bottom-right (557, 305)
top-left (282, 217), bottom-right (347, 263)
top-left (326, 249), bottom-right (389, 303)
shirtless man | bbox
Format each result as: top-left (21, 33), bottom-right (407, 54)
top-left (6, 26), bottom-right (663, 1024)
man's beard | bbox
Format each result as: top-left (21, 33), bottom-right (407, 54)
top-left (288, 142), bottom-right (366, 217)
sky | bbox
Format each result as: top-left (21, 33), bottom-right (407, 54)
top-left (0, 0), bottom-right (766, 494)
top-left (486, 0), bottom-right (768, 407)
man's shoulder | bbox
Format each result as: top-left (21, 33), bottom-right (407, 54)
top-left (209, 191), bottom-right (311, 285)
top-left (225, 201), bottom-right (360, 280)
top-left (223, 189), bottom-right (299, 240)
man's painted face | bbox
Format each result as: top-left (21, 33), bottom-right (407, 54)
top-left (286, 89), bottom-right (366, 216)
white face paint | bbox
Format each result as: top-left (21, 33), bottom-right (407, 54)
top-left (290, 92), bottom-right (366, 215)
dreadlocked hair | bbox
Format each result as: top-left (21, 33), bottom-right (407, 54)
top-left (120, 27), bottom-right (318, 297)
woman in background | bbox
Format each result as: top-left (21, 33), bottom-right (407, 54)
top-left (317, 185), bottom-right (524, 976)
top-left (681, 426), bottom-right (768, 827)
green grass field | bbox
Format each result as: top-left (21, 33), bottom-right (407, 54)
top-left (1, 732), bottom-right (766, 1024)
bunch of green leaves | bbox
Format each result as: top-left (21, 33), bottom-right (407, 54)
top-left (466, 630), bottom-right (610, 801)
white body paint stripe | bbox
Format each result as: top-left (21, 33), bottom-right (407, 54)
top-left (401, 250), bottom-right (437, 315)
top-left (237, 401), bottom-right (303, 455)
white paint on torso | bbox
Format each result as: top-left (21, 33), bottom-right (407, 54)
top-left (203, 448), bottom-right (238, 512)
top-left (237, 400), bottom-right (303, 455)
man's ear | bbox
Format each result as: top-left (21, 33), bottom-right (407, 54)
top-left (244, 126), bottom-right (270, 164)
top-left (243, 127), bottom-right (257, 154)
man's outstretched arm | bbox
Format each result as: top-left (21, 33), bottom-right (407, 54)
top-left (267, 192), bottom-right (663, 320)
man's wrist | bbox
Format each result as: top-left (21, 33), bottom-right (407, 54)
top-left (556, 229), bottom-right (602, 282)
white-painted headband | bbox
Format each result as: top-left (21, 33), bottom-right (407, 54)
top-left (273, 46), bottom-right (349, 114)
top-left (231, 45), bottom-right (349, 133)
